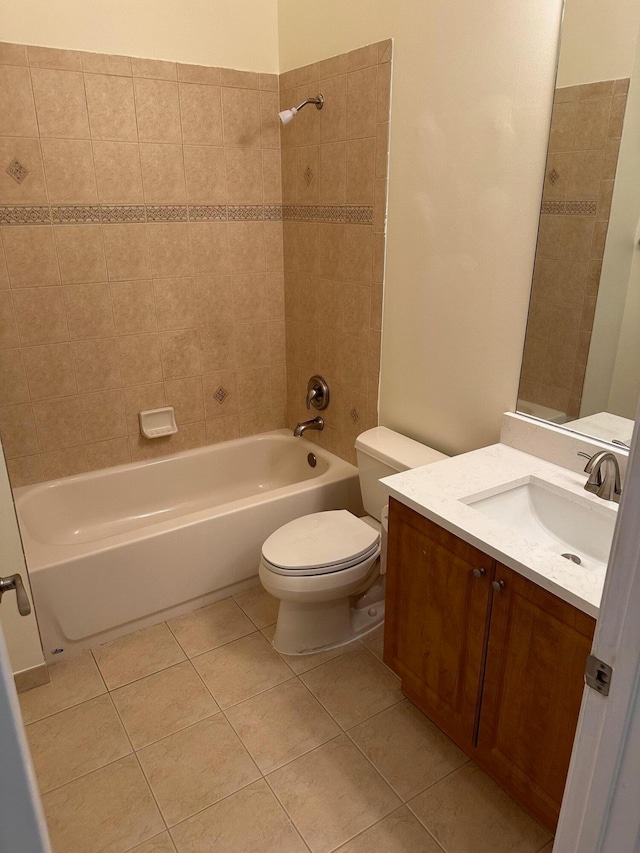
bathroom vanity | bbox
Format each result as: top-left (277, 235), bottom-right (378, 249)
top-left (381, 440), bottom-right (618, 832)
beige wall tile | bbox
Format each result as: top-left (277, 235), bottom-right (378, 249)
top-left (347, 66), bottom-right (377, 139)
top-left (41, 138), bottom-right (98, 203)
top-left (319, 141), bottom-right (346, 204)
top-left (23, 342), bottom-right (76, 400)
top-left (148, 223), bottom-right (192, 278)
top-left (190, 222), bottom-right (230, 276)
top-left (32, 396), bottom-right (84, 451)
top-left (228, 222), bottom-right (265, 273)
top-left (118, 333), bottom-right (163, 386)
top-left (54, 225), bottom-right (107, 284)
top-left (123, 382), bottom-right (165, 433)
top-left (0, 65), bottom-right (38, 136)
top-left (0, 292), bottom-right (19, 348)
top-left (72, 338), bottom-right (122, 392)
top-left (202, 370), bottom-right (237, 418)
top-left (200, 325), bottom-right (236, 374)
top-left (159, 328), bottom-right (201, 378)
top-left (42, 755), bottom-right (164, 853)
top-left (222, 87), bottom-right (261, 148)
top-left (40, 446), bottom-right (89, 480)
top-left (235, 321), bottom-right (269, 369)
top-left (0, 137), bottom-right (48, 204)
top-left (81, 52), bottom-right (132, 76)
top-left (205, 413), bottom-right (240, 443)
top-left (264, 221), bottom-right (284, 271)
top-left (235, 365), bottom-right (270, 412)
top-left (27, 46), bottom-right (82, 71)
top-left (179, 83), bottom-right (223, 146)
top-left (139, 143), bottom-right (186, 204)
top-left (376, 61), bottom-right (391, 122)
top-left (80, 387), bottom-right (127, 442)
top-left (13, 286), bottom-right (68, 345)
top-left (2, 226), bottom-right (60, 288)
top-left (344, 225), bottom-right (373, 284)
top-left (319, 75), bottom-right (347, 143)
top-left (262, 149), bottom-right (282, 203)
top-left (259, 91), bottom-right (281, 148)
top-left (134, 78), bottom-right (181, 143)
top-left (195, 274), bottom-right (234, 325)
top-left (0, 42), bottom-right (28, 66)
top-left (132, 57), bottom-right (177, 81)
top-left (110, 279), bottom-right (157, 334)
top-left (0, 402), bottom-right (39, 457)
top-left (164, 376), bottom-right (204, 423)
top-left (178, 63), bottom-right (221, 86)
top-left (103, 223), bottom-right (151, 281)
top-left (347, 44), bottom-right (379, 72)
top-left (7, 455), bottom-right (43, 487)
top-left (128, 420), bottom-right (205, 461)
top-left (84, 73), bottom-right (138, 142)
top-left (346, 137), bottom-right (375, 204)
top-left (93, 141), bottom-right (143, 203)
top-left (86, 435), bottom-right (131, 470)
top-left (31, 68), bottom-right (89, 138)
top-left (0, 350), bottom-right (30, 404)
top-left (225, 147), bottom-right (264, 204)
top-left (63, 282), bottom-right (115, 339)
top-left (154, 277), bottom-right (199, 330)
top-left (232, 273), bottom-right (268, 323)
top-left (184, 145), bottom-right (226, 204)
top-left (220, 68), bottom-right (259, 89)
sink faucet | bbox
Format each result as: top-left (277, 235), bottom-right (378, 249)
top-left (578, 451), bottom-right (622, 503)
top-left (293, 416), bottom-right (324, 438)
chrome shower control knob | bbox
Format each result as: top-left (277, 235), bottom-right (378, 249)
top-left (472, 567), bottom-right (486, 578)
top-left (492, 579), bottom-right (505, 592)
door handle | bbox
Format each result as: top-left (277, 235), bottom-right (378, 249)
top-left (0, 574), bottom-right (32, 616)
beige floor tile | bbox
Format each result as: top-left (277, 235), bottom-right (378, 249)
top-left (42, 754), bottom-right (164, 853)
top-left (27, 694), bottom-right (131, 794)
top-left (110, 660), bottom-right (219, 748)
top-left (363, 634), bottom-right (384, 661)
top-left (170, 779), bottom-right (306, 853)
top-left (19, 652), bottom-right (106, 724)
top-left (191, 632), bottom-right (293, 709)
top-left (130, 834), bottom-right (177, 853)
top-left (262, 623), bottom-right (361, 675)
top-left (138, 715), bottom-right (260, 826)
top-left (267, 734), bottom-right (400, 853)
top-left (226, 679), bottom-right (340, 773)
top-left (167, 599), bottom-right (255, 657)
top-left (301, 648), bottom-right (402, 729)
top-left (233, 583), bottom-right (280, 628)
top-left (335, 807), bottom-right (443, 852)
top-left (409, 763), bottom-right (552, 853)
top-left (349, 700), bottom-right (468, 801)
top-left (93, 623), bottom-right (186, 690)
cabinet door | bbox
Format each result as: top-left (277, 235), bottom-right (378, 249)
top-left (476, 563), bottom-right (596, 832)
top-left (384, 498), bottom-right (494, 751)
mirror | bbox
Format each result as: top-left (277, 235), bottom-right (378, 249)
top-left (517, 0), bottom-right (640, 447)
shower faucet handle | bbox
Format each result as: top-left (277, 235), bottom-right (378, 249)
top-left (0, 573), bottom-right (32, 616)
top-left (306, 375), bottom-right (330, 411)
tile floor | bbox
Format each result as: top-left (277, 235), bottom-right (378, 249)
top-left (20, 585), bottom-right (554, 853)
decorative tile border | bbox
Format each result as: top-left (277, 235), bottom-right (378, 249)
top-left (541, 200), bottom-right (598, 216)
top-left (0, 203), bottom-right (374, 226)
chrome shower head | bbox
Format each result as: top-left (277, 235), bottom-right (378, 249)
top-left (279, 93), bottom-right (324, 125)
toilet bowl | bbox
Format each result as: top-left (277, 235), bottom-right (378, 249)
top-left (259, 427), bottom-right (448, 656)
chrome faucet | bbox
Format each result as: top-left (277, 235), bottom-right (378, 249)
top-left (293, 416), bottom-right (324, 438)
top-left (578, 451), bottom-right (622, 503)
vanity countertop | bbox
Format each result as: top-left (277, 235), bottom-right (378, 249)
top-left (381, 443), bottom-right (618, 617)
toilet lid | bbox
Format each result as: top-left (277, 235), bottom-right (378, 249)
top-left (262, 510), bottom-right (380, 572)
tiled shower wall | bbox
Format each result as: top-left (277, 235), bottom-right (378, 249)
top-left (281, 40), bottom-right (391, 464)
top-left (0, 43), bottom-right (286, 487)
top-left (518, 79), bottom-right (628, 421)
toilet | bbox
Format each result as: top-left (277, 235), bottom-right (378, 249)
top-left (259, 427), bottom-right (448, 655)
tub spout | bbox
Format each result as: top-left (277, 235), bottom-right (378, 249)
top-left (293, 416), bottom-right (324, 438)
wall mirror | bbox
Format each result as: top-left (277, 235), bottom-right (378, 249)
top-left (517, 0), bottom-right (640, 447)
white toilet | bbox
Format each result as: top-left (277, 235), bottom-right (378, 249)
top-left (259, 427), bottom-right (447, 655)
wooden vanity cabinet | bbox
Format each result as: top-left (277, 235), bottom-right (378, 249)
top-left (384, 497), bottom-right (596, 832)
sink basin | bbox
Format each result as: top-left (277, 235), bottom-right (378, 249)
top-left (465, 477), bottom-right (616, 571)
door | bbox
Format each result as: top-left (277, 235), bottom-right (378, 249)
top-left (477, 563), bottom-right (595, 832)
top-left (384, 497), bottom-right (494, 750)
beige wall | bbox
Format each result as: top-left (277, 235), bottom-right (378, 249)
top-left (279, 0), bottom-right (564, 455)
top-left (0, 0), bottom-right (279, 72)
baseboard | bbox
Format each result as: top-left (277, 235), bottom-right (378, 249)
top-left (14, 662), bottom-right (50, 693)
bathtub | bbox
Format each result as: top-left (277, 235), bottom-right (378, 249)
top-left (14, 430), bottom-right (363, 663)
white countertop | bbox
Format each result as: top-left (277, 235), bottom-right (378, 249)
top-left (382, 443), bottom-right (618, 617)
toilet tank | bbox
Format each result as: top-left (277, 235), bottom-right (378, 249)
top-left (355, 427), bottom-right (448, 521)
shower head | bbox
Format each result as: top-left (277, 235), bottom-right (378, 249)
top-left (279, 93), bottom-right (324, 125)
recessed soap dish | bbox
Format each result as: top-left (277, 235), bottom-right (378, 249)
top-left (139, 407), bottom-right (178, 439)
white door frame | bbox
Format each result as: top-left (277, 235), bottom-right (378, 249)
top-left (555, 406), bottom-right (640, 851)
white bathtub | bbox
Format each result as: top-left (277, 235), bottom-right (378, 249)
top-left (15, 430), bottom-right (363, 663)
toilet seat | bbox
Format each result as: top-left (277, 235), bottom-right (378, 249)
top-left (261, 510), bottom-right (380, 577)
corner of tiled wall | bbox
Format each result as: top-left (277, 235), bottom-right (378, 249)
top-left (0, 41), bottom-right (286, 486)
top-left (280, 39), bottom-right (392, 465)
top-left (518, 77), bottom-right (629, 421)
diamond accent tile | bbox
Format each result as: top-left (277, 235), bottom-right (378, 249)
top-left (6, 159), bottom-right (28, 184)
top-left (227, 205), bottom-right (263, 221)
top-left (263, 205), bottom-right (283, 221)
top-left (346, 206), bottom-right (375, 225)
top-left (51, 205), bottom-right (101, 224)
top-left (188, 205), bottom-right (227, 221)
top-left (540, 201), bottom-right (565, 215)
top-left (0, 206), bottom-right (51, 225)
top-left (350, 408), bottom-right (360, 424)
top-left (303, 166), bottom-right (314, 186)
top-left (101, 205), bottom-right (147, 223)
top-left (214, 387), bottom-right (228, 404)
top-left (146, 205), bottom-right (188, 222)
top-left (547, 168), bottom-right (559, 185)
top-left (566, 200), bottom-right (597, 215)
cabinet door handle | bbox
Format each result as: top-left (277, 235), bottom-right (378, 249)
top-left (492, 579), bottom-right (505, 592)
top-left (472, 567), bottom-right (486, 578)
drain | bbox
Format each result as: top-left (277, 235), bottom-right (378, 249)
top-left (562, 553), bottom-right (582, 565)
top-left (307, 452), bottom-right (317, 468)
